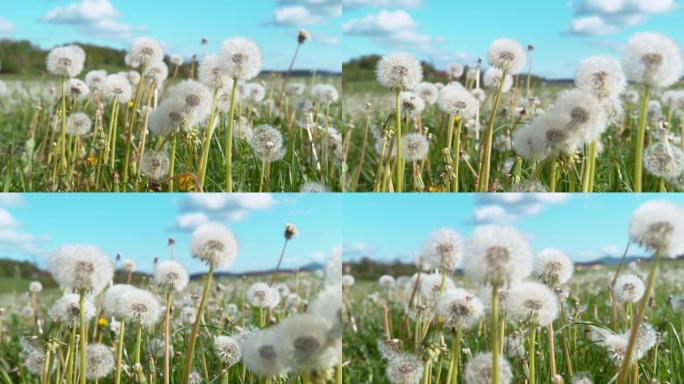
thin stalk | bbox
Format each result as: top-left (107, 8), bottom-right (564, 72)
top-left (114, 321), bottom-right (126, 384)
top-left (225, 80), bottom-right (238, 192)
top-left (582, 141), bottom-right (597, 192)
top-left (199, 88), bottom-right (220, 187)
top-left (633, 85), bottom-right (651, 192)
top-left (163, 291), bottom-right (173, 384)
top-left (269, 238), bottom-right (290, 286)
top-left (452, 118), bottom-right (463, 192)
top-left (78, 291), bottom-right (87, 384)
top-left (167, 132), bottom-right (177, 192)
top-left (548, 323), bottom-right (558, 382)
top-left (616, 249), bottom-right (662, 383)
top-left (477, 69), bottom-right (507, 192)
top-left (394, 88), bottom-right (404, 192)
top-left (491, 284), bottom-right (500, 384)
top-left (180, 265), bottom-right (214, 384)
top-left (447, 327), bottom-right (462, 384)
top-left (529, 326), bottom-right (537, 384)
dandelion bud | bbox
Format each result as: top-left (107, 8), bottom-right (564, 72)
top-left (284, 223), bottom-right (298, 240)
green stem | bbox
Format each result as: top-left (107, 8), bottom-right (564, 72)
top-left (167, 133), bottom-right (177, 192)
top-left (491, 284), bottom-right (500, 384)
top-left (225, 80), bottom-right (238, 192)
top-left (394, 89), bottom-right (404, 192)
top-left (616, 249), bottom-right (662, 383)
top-left (447, 327), bottom-right (462, 384)
top-left (180, 265), bottom-right (214, 384)
top-left (633, 85), bottom-right (651, 193)
top-left (79, 291), bottom-right (87, 384)
top-left (529, 326), bottom-right (537, 384)
top-left (582, 141), bottom-right (597, 192)
top-left (477, 69), bottom-right (507, 192)
top-left (114, 321), bottom-right (126, 384)
top-left (163, 292), bottom-right (173, 384)
top-left (199, 89), bottom-right (220, 187)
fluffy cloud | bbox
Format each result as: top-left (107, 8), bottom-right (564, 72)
top-left (0, 208), bottom-right (50, 256)
top-left (568, 0), bottom-right (677, 35)
top-left (269, 0), bottom-right (341, 27)
top-left (468, 194), bottom-right (570, 224)
top-left (40, 0), bottom-right (145, 41)
top-left (174, 194), bottom-right (277, 231)
top-left (0, 16), bottom-right (14, 35)
top-left (342, 9), bottom-right (473, 67)
top-left (0, 194), bottom-right (24, 207)
top-left (342, 242), bottom-right (375, 260)
top-left (343, 0), bottom-right (423, 8)
top-left (602, 244), bottom-right (622, 256)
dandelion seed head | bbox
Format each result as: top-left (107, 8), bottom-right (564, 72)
top-left (129, 37), bottom-right (164, 67)
top-left (644, 141), bottom-right (684, 179)
top-left (463, 225), bottom-right (533, 286)
top-left (613, 274), bottom-right (645, 303)
top-left (142, 150), bottom-right (170, 181)
top-left (117, 288), bottom-right (161, 327)
top-left (48, 244), bottom-right (113, 293)
top-left (85, 70), bottom-right (107, 90)
top-left (488, 38), bottom-right (526, 74)
top-left (418, 273), bottom-right (455, 300)
top-left (507, 281), bottom-right (559, 326)
top-left (630, 200), bottom-right (684, 256)
top-left (576, 56), bottom-right (626, 100)
top-left (312, 83), bottom-right (339, 104)
top-left (168, 80), bottom-right (212, 121)
top-left (401, 133), bottom-right (429, 161)
top-left (29, 281), bottom-right (42, 294)
top-left (198, 54), bottom-right (231, 90)
top-left (309, 284), bottom-right (342, 340)
top-left (65, 112), bottom-right (92, 136)
top-left (483, 67), bottom-right (513, 93)
top-left (437, 288), bottom-right (484, 330)
top-left (386, 353), bottom-right (424, 384)
top-left (219, 37), bottom-right (262, 80)
top-left (242, 329), bottom-right (288, 377)
top-left (102, 284), bottom-right (135, 316)
top-left (246, 282), bottom-right (281, 308)
top-left (48, 293), bottom-right (95, 325)
top-left (437, 84), bottom-right (477, 118)
top-left (66, 78), bottom-right (90, 101)
top-left (103, 74), bottom-right (133, 103)
top-left (379, 275), bottom-right (396, 289)
top-left (213, 336), bottom-right (241, 366)
top-left (342, 274), bottom-right (355, 287)
top-left (447, 63), bottom-right (464, 79)
top-left (274, 313), bottom-right (335, 373)
top-left (190, 222), bottom-right (238, 268)
top-left (249, 124), bottom-right (285, 162)
top-left (245, 82), bottom-right (265, 102)
top-left (286, 82), bottom-right (306, 96)
top-left (420, 228), bottom-right (464, 271)
top-left (505, 331), bottom-right (526, 359)
top-left (144, 61), bottom-right (169, 87)
top-left (535, 248), bottom-right (574, 287)
top-left (399, 91), bottom-right (425, 118)
top-left (552, 89), bottom-right (607, 143)
top-left (464, 352), bottom-right (513, 384)
top-left (83, 343), bottom-right (114, 380)
top-left (154, 260), bottom-right (189, 292)
top-left (170, 54), bottom-right (184, 67)
top-left (376, 52), bottom-right (423, 90)
top-left (46, 45), bottom-right (85, 77)
top-left (623, 32), bottom-right (683, 87)
top-left (414, 82), bottom-right (438, 105)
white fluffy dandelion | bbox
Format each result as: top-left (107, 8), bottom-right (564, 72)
top-left (436, 288), bottom-right (484, 329)
top-left (401, 133), bottom-right (429, 162)
top-left (386, 353), bottom-right (424, 384)
top-left (83, 343), bottom-right (115, 380)
top-left (103, 74), bottom-right (133, 103)
top-left (65, 112), bottom-right (92, 136)
top-left (46, 45), bottom-right (85, 78)
top-left (629, 200), bottom-right (684, 256)
top-left (400, 91), bottom-right (425, 118)
top-left (249, 124), bottom-right (285, 162)
top-left (464, 352), bottom-right (513, 384)
top-left (463, 225), bottom-right (534, 286)
top-left (241, 329), bottom-right (287, 377)
top-left (414, 82), bottom-right (439, 105)
top-left (117, 288), bottom-right (161, 327)
top-left (48, 293), bottom-right (95, 325)
top-left (487, 38), bottom-right (526, 74)
top-left (128, 37), bottom-right (164, 67)
top-left (421, 228), bottom-right (464, 271)
top-left (213, 336), bottom-right (241, 366)
top-left (154, 260), bottom-right (189, 292)
top-left (623, 32), bottom-right (683, 87)
top-left (191, 222), bottom-right (239, 268)
top-left (575, 56), bottom-right (626, 101)
top-left (535, 248), bottom-right (574, 287)
top-left (218, 37), bottom-right (262, 81)
top-left (613, 274), bottom-right (645, 303)
top-left (246, 282), bottom-right (281, 308)
top-left (376, 52), bottom-right (423, 90)
top-left (507, 281), bottom-right (559, 326)
top-left (437, 84), bottom-right (478, 118)
top-left (48, 244), bottom-right (113, 294)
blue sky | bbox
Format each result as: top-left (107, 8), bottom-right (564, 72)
top-left (341, 0), bottom-right (684, 78)
top-left (0, 194), bottom-right (342, 274)
top-left (0, 0), bottom-right (341, 72)
top-left (341, 193), bottom-right (684, 264)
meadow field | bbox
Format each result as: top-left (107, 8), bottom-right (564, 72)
top-left (341, 200), bottom-right (684, 384)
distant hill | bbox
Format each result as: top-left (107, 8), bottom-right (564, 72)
top-left (0, 39), bottom-right (339, 77)
top-left (344, 254), bottom-right (684, 280)
top-left (342, 55), bottom-right (549, 84)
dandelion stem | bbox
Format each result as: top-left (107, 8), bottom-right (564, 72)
top-left (447, 327), bottom-right (462, 384)
top-left (633, 85), bottom-right (651, 192)
top-left (477, 69), bottom-right (507, 192)
top-left (180, 264), bottom-right (214, 384)
top-left (529, 325), bottom-right (537, 384)
top-left (491, 284), bottom-right (500, 384)
top-left (199, 88), bottom-right (220, 187)
top-left (225, 79), bottom-right (238, 192)
top-left (582, 141), bottom-right (597, 192)
top-left (394, 88), bottom-right (404, 192)
top-left (78, 290), bottom-right (87, 384)
top-left (163, 291), bottom-right (173, 384)
top-left (616, 248), bottom-right (662, 383)
top-left (114, 321), bottom-right (126, 384)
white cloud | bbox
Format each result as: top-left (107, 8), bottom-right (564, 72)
top-left (269, 0), bottom-right (341, 27)
top-left (313, 34), bottom-right (340, 45)
top-left (603, 244), bottom-right (622, 256)
top-left (343, 0), bottom-right (423, 8)
top-left (174, 194), bottom-right (277, 231)
top-left (342, 242), bottom-right (375, 260)
top-left (0, 209), bottom-right (18, 229)
top-left (40, 0), bottom-right (144, 42)
top-left (0, 194), bottom-right (24, 207)
top-left (0, 16), bottom-right (14, 35)
top-left (568, 0), bottom-right (677, 36)
top-left (468, 194), bottom-right (570, 224)
top-left (342, 9), bottom-right (417, 33)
